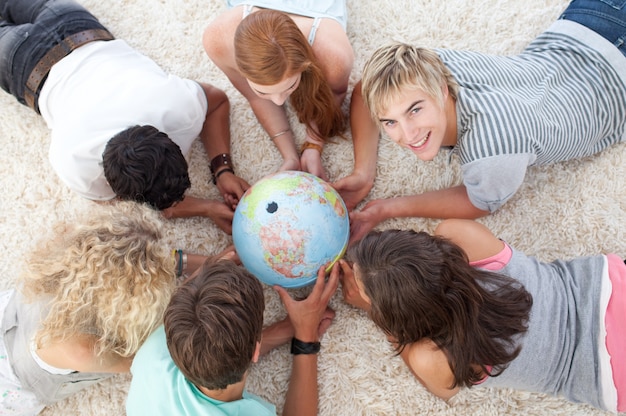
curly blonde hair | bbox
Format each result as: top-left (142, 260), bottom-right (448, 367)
top-left (20, 202), bottom-right (176, 359)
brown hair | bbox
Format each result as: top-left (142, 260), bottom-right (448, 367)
top-left (347, 229), bottom-right (532, 388)
top-left (234, 9), bottom-right (346, 141)
top-left (164, 260), bottom-right (264, 390)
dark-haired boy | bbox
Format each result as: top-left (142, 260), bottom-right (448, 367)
top-left (0, 0), bottom-right (248, 231)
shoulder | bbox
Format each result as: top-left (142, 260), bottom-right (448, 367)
top-left (242, 390), bottom-right (277, 414)
top-left (36, 334), bottom-right (131, 373)
top-left (435, 219), bottom-right (504, 262)
top-left (203, 7), bottom-right (243, 62)
top-left (312, 19), bottom-right (353, 65)
top-left (131, 326), bottom-right (168, 370)
top-left (126, 328), bottom-right (187, 414)
top-left (407, 340), bottom-right (448, 374)
top-left (455, 104), bottom-right (538, 161)
top-left (406, 340), bottom-right (459, 400)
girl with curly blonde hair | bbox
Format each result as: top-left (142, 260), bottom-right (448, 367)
top-left (204, 1), bottom-right (353, 181)
top-left (0, 202), bottom-right (182, 414)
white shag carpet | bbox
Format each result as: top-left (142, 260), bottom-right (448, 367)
top-left (0, 0), bottom-right (624, 414)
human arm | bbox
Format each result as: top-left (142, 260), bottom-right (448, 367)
top-left (300, 130), bottom-right (328, 181)
top-left (349, 185), bottom-right (489, 244)
top-left (173, 245), bottom-right (239, 281)
top-left (259, 305), bottom-right (335, 356)
top-left (397, 339), bottom-right (460, 401)
top-left (183, 253), bottom-right (209, 277)
top-left (177, 246), bottom-right (239, 286)
top-left (95, 195), bottom-right (222, 223)
top-left (434, 219), bottom-right (505, 262)
top-left (273, 264), bottom-right (340, 416)
top-left (258, 310), bottom-right (336, 357)
top-left (258, 318), bottom-right (295, 356)
top-left (160, 82), bottom-right (249, 224)
top-left (171, 251), bottom-right (209, 281)
top-left (198, 82), bottom-right (250, 209)
top-left (332, 82), bottom-right (379, 210)
top-left (162, 195), bottom-right (234, 234)
top-left (460, 154), bottom-right (534, 213)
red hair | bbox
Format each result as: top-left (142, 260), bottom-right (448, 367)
top-left (234, 9), bottom-right (346, 141)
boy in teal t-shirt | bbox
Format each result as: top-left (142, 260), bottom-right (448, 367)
top-left (126, 326), bottom-right (276, 415)
top-left (126, 259), bottom-right (338, 415)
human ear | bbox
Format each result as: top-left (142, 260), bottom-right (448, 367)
top-left (441, 83), bottom-right (449, 100)
top-left (252, 341), bottom-right (261, 363)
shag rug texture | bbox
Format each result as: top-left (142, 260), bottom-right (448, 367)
top-left (0, 0), bottom-right (624, 414)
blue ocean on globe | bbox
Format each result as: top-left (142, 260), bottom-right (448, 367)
top-left (232, 171), bottom-right (350, 288)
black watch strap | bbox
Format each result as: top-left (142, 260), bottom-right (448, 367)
top-left (290, 337), bottom-right (321, 355)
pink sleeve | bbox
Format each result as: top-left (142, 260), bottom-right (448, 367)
top-left (605, 254), bottom-right (626, 411)
top-left (469, 242), bottom-right (513, 271)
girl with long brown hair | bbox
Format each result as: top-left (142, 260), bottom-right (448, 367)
top-left (338, 219), bottom-right (626, 412)
top-left (203, 1), bottom-right (353, 180)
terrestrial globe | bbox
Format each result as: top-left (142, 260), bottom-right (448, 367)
top-left (232, 171), bottom-right (350, 288)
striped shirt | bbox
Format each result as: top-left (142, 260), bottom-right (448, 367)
top-left (440, 20), bottom-right (626, 212)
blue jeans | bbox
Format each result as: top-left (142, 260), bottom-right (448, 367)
top-left (560, 0), bottom-right (626, 56)
top-left (0, 0), bottom-right (110, 110)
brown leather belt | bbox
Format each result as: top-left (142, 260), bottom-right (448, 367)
top-left (24, 28), bottom-right (114, 112)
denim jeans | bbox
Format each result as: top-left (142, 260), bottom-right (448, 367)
top-left (560, 0), bottom-right (626, 56)
top-left (0, 0), bottom-right (110, 109)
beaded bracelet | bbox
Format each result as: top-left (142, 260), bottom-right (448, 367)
top-left (290, 337), bottom-right (321, 355)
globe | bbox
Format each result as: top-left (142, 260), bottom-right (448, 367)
top-left (232, 171), bottom-right (350, 288)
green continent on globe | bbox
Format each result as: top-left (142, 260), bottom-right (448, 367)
top-left (320, 189), bottom-right (346, 217)
top-left (239, 176), bottom-right (306, 226)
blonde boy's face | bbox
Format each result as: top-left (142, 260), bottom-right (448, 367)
top-left (377, 87), bottom-right (449, 162)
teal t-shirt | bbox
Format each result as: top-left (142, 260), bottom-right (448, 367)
top-left (126, 326), bottom-right (276, 415)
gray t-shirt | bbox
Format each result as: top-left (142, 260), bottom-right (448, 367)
top-left (481, 248), bottom-right (608, 410)
top-left (0, 291), bottom-right (112, 405)
top-left (439, 20), bottom-right (626, 212)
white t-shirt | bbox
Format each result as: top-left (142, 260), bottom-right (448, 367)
top-left (39, 40), bottom-right (208, 200)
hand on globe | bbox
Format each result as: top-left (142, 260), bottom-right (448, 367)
top-left (274, 264), bottom-right (340, 342)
